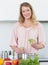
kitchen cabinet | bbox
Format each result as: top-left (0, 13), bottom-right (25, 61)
top-left (40, 62), bottom-right (48, 65)
top-left (40, 59), bottom-right (48, 65)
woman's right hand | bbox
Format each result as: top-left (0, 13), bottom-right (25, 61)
top-left (10, 45), bottom-right (24, 54)
top-left (16, 47), bottom-right (24, 54)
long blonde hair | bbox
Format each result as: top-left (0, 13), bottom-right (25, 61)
top-left (18, 2), bottom-right (37, 24)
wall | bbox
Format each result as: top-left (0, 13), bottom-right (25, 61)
top-left (38, 22), bottom-right (48, 59)
top-left (0, 22), bottom-right (14, 50)
top-left (0, 0), bottom-right (48, 20)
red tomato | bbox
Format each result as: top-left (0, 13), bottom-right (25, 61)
top-left (4, 58), bottom-right (11, 61)
top-left (12, 59), bottom-right (20, 65)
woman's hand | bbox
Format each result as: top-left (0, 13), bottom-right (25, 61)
top-left (32, 43), bottom-right (45, 50)
top-left (23, 48), bottom-right (30, 54)
top-left (32, 43), bottom-right (39, 50)
top-left (16, 47), bottom-right (24, 54)
top-left (10, 45), bottom-right (24, 54)
top-left (28, 38), bottom-right (39, 50)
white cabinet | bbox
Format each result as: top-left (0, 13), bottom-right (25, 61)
top-left (40, 62), bottom-right (48, 65)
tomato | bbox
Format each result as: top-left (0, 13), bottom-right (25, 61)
top-left (4, 58), bottom-right (11, 61)
top-left (12, 59), bottom-right (20, 65)
top-left (6, 62), bottom-right (11, 65)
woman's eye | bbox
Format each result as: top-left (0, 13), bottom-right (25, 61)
top-left (22, 11), bottom-right (25, 13)
top-left (22, 9), bottom-right (30, 13)
top-left (27, 9), bottom-right (29, 11)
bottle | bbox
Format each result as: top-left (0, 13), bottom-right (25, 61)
top-left (4, 51), bottom-right (8, 58)
top-left (1, 51), bottom-right (3, 58)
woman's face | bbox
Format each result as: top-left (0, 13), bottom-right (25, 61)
top-left (21, 6), bottom-right (31, 20)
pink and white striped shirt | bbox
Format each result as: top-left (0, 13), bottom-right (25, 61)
top-left (10, 22), bottom-right (46, 54)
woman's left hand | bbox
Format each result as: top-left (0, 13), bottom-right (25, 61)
top-left (32, 43), bottom-right (45, 50)
top-left (31, 43), bottom-right (39, 50)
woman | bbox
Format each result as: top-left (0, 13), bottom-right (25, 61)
top-left (10, 2), bottom-right (46, 54)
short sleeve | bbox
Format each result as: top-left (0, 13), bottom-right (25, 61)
top-left (10, 22), bottom-right (18, 47)
top-left (37, 23), bottom-right (46, 45)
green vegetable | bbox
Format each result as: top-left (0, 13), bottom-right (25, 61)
top-left (28, 38), bottom-right (36, 45)
top-left (33, 55), bottom-right (40, 65)
top-left (20, 55), bottom-right (40, 65)
top-left (20, 59), bottom-right (26, 65)
top-left (20, 47), bottom-right (24, 50)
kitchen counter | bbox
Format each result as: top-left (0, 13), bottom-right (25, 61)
top-left (39, 58), bottom-right (48, 62)
top-left (3, 60), bottom-right (48, 65)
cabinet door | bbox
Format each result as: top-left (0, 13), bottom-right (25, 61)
top-left (40, 62), bottom-right (48, 65)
